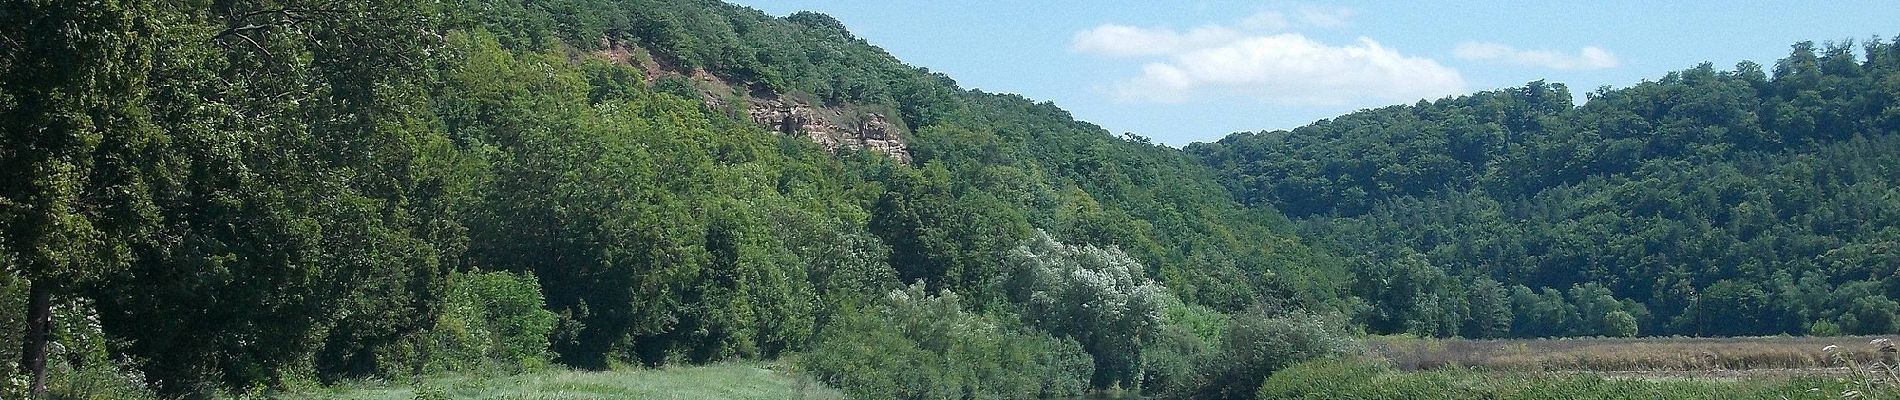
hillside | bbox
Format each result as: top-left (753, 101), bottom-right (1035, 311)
top-left (8, 0), bottom-right (1900, 399)
top-left (1, 0), bottom-right (1340, 398)
top-left (1190, 41), bottom-right (1900, 338)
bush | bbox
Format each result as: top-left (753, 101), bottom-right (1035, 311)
top-left (424, 271), bottom-right (558, 374)
top-left (17, 297), bottom-right (152, 400)
top-left (1139, 301), bottom-right (1226, 394)
top-left (800, 283), bottom-right (1092, 399)
top-left (1168, 309), bottom-right (1360, 400)
top-left (1809, 320), bottom-right (1844, 336)
top-left (1140, 324), bottom-right (1212, 396)
top-left (1604, 311), bottom-right (1638, 338)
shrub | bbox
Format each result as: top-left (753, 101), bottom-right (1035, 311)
top-left (1140, 324), bottom-right (1212, 395)
top-left (800, 283), bottom-right (1092, 399)
top-left (424, 271), bottom-right (558, 373)
top-left (1139, 301), bottom-right (1226, 394)
top-left (25, 297), bottom-right (152, 400)
top-left (1810, 320), bottom-right (1844, 336)
top-left (1168, 309), bottom-right (1360, 400)
top-left (1604, 311), bottom-right (1638, 338)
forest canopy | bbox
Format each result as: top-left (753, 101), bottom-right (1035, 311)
top-left (1190, 39), bottom-right (1900, 339)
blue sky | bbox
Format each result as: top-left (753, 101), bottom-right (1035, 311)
top-left (730, 0), bottom-right (1900, 146)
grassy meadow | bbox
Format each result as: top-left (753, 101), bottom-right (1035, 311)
top-left (276, 363), bottom-right (840, 400)
top-left (278, 336), bottom-right (1900, 399)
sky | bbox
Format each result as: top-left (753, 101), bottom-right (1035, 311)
top-left (729, 0), bottom-right (1900, 146)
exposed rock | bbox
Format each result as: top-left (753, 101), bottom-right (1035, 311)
top-left (749, 98), bottom-right (911, 164)
top-left (593, 36), bottom-right (911, 164)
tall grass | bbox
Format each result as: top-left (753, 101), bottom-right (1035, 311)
top-left (1259, 357), bottom-right (1898, 400)
top-left (1825, 338), bottom-right (1900, 399)
top-left (1371, 335), bottom-right (1898, 373)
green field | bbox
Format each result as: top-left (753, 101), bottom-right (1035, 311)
top-left (278, 363), bottom-right (840, 400)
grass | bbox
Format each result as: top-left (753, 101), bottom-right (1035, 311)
top-left (278, 362), bottom-right (842, 400)
top-left (1369, 335), bottom-right (1900, 373)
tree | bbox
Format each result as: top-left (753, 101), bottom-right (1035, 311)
top-left (1845, 295), bottom-right (1899, 335)
top-left (1568, 283), bottom-right (1623, 336)
top-left (1604, 311), bottom-right (1639, 338)
top-left (0, 0), bottom-right (162, 394)
top-left (1007, 230), bottom-right (1170, 388)
top-left (1463, 277), bottom-right (1512, 339)
top-left (1510, 286), bottom-right (1577, 338)
top-left (1688, 280), bottom-right (1769, 336)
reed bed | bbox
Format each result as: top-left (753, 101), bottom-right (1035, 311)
top-left (1370, 335), bottom-right (1900, 373)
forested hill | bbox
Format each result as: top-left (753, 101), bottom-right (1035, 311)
top-left (13, 0), bottom-right (1900, 398)
top-left (2, 0), bottom-right (1343, 397)
top-left (1189, 40), bottom-right (1900, 339)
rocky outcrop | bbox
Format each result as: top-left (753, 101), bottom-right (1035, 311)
top-left (593, 37), bottom-right (911, 164)
top-left (749, 98), bottom-right (911, 164)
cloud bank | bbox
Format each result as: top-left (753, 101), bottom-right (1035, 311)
top-left (1073, 9), bottom-right (1466, 105)
top-left (1110, 35), bottom-right (1465, 105)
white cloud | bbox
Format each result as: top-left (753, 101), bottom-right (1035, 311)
top-left (1075, 6), bottom-right (1459, 105)
top-left (1454, 42), bottom-right (1620, 70)
top-left (1112, 34), bottom-right (1466, 105)
top-left (1070, 8), bottom-right (1354, 58)
top-left (1072, 25), bottom-right (1245, 58)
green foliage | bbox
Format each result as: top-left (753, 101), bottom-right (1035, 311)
top-left (23, 0), bottom-right (1900, 397)
top-left (1463, 277), bottom-right (1512, 339)
top-left (1167, 310), bottom-right (1361, 400)
top-left (1603, 311), bottom-right (1640, 338)
top-left (14, 297), bottom-right (152, 400)
top-left (1139, 301), bottom-right (1226, 395)
top-left (3, 0), bottom-right (1334, 394)
top-left (1006, 230), bottom-right (1171, 388)
top-left (424, 271), bottom-right (558, 373)
top-left (1809, 320), bottom-right (1845, 337)
top-left (800, 284), bottom-right (1091, 400)
top-left (0, 0), bottom-right (165, 393)
top-left (1844, 295), bottom-right (1899, 335)
top-left (1195, 40), bottom-right (1900, 338)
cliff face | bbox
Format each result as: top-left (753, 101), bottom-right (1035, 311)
top-left (748, 97), bottom-right (912, 164)
top-left (597, 38), bottom-right (912, 164)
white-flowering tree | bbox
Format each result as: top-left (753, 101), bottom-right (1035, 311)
top-left (1008, 230), bottom-right (1172, 389)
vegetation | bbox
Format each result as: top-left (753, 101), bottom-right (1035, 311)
top-left (1163, 310), bottom-right (1362, 399)
top-left (1371, 335), bottom-right (1898, 372)
top-left (4, 0), bottom-right (1899, 399)
top-left (282, 363), bottom-right (841, 400)
top-left (1258, 357), bottom-right (1896, 400)
top-left (799, 284), bottom-right (1092, 399)
top-left (0, 0), bottom-right (1338, 398)
top-left (1191, 40), bottom-right (1900, 339)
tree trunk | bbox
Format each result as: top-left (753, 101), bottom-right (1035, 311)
top-left (21, 278), bottom-right (51, 396)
